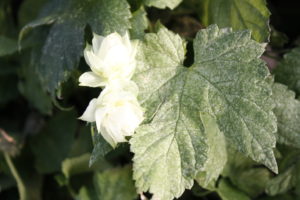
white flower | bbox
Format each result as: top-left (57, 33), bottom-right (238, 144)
top-left (79, 80), bottom-right (144, 147)
top-left (79, 32), bottom-right (138, 87)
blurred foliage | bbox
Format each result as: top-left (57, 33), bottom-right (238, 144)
top-left (0, 0), bottom-right (300, 199)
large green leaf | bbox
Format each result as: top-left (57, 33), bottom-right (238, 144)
top-left (274, 47), bottom-right (300, 95)
top-left (130, 25), bottom-right (277, 199)
top-left (143, 0), bottom-right (182, 9)
top-left (199, 0), bottom-right (270, 42)
top-left (272, 83), bottom-right (300, 148)
top-left (20, 0), bottom-right (132, 93)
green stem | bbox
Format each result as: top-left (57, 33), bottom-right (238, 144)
top-left (4, 153), bottom-right (26, 200)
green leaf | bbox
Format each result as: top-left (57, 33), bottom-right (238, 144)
top-left (30, 111), bottom-right (77, 173)
top-left (272, 83), bottom-right (300, 148)
top-left (222, 148), bottom-right (272, 198)
top-left (143, 0), bottom-right (182, 9)
top-left (77, 186), bottom-right (97, 200)
top-left (21, 0), bottom-right (132, 93)
top-left (130, 6), bottom-right (148, 39)
top-left (89, 126), bottom-right (113, 167)
top-left (131, 25), bottom-right (277, 199)
top-left (217, 179), bottom-right (251, 200)
top-left (199, 0), bottom-right (270, 42)
top-left (0, 36), bottom-right (18, 56)
top-left (196, 113), bottom-right (227, 187)
top-left (266, 166), bottom-right (296, 196)
top-left (266, 149), bottom-right (300, 196)
top-left (93, 166), bottom-right (137, 200)
top-left (62, 153), bottom-right (110, 179)
top-left (18, 63), bottom-right (52, 115)
top-left (274, 47), bottom-right (300, 95)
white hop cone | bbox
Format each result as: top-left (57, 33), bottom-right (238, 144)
top-left (79, 80), bottom-right (144, 147)
top-left (79, 32), bottom-right (138, 87)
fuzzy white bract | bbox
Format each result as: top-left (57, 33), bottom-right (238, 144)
top-left (79, 80), bottom-right (144, 147)
top-left (79, 32), bottom-right (138, 87)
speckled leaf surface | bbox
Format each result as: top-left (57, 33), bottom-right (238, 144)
top-left (20, 0), bottom-right (131, 93)
top-left (274, 47), bottom-right (300, 95)
top-left (272, 83), bottom-right (300, 148)
top-left (143, 0), bottom-right (182, 9)
top-left (200, 0), bottom-right (270, 42)
top-left (131, 25), bottom-right (277, 200)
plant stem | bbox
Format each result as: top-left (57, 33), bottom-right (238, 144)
top-left (4, 152), bottom-right (26, 200)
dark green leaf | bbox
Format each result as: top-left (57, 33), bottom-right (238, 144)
top-left (89, 127), bottom-right (113, 167)
top-left (30, 111), bottom-right (77, 173)
top-left (0, 36), bottom-right (18, 56)
top-left (21, 0), bottom-right (132, 93)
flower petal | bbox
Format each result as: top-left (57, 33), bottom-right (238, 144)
top-left (84, 45), bottom-right (108, 75)
top-left (79, 98), bottom-right (97, 122)
top-left (79, 72), bottom-right (106, 87)
top-left (92, 33), bottom-right (105, 54)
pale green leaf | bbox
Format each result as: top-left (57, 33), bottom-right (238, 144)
top-left (200, 0), bottom-right (270, 42)
top-left (274, 47), bottom-right (300, 95)
top-left (131, 25), bottom-right (277, 199)
top-left (272, 83), bottom-right (300, 148)
top-left (93, 166), bottom-right (137, 200)
top-left (196, 113), bottom-right (227, 187)
top-left (143, 0), bottom-right (182, 9)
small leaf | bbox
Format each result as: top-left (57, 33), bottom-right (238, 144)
top-left (62, 153), bottom-right (111, 179)
top-left (89, 126), bottom-right (113, 167)
top-left (93, 166), bottom-right (137, 200)
top-left (217, 179), bottom-right (251, 200)
top-left (274, 47), bottom-right (300, 95)
top-left (0, 36), bottom-right (18, 56)
top-left (130, 6), bottom-right (148, 39)
top-left (143, 0), bottom-right (182, 9)
top-left (199, 0), bottom-right (270, 42)
top-left (266, 149), bottom-right (300, 196)
top-left (272, 83), bottom-right (300, 148)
